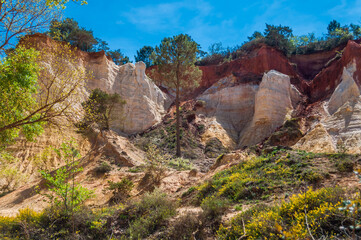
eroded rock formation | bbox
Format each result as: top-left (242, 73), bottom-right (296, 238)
top-left (294, 60), bottom-right (361, 153)
top-left (239, 70), bottom-right (295, 147)
top-left (23, 34), bottom-right (172, 135)
top-left (84, 57), bottom-right (172, 134)
top-left (197, 70), bottom-right (301, 148)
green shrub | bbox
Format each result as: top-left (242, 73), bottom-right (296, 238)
top-left (217, 187), bottom-right (347, 239)
top-left (195, 150), bottom-right (334, 204)
top-left (300, 169), bottom-right (324, 183)
top-left (107, 178), bottom-right (134, 204)
top-left (39, 141), bottom-right (94, 216)
top-left (204, 138), bottom-right (229, 158)
top-left (124, 189), bottom-right (177, 239)
top-left (201, 196), bottom-right (230, 221)
top-left (80, 88), bottom-right (125, 130)
top-left (143, 144), bottom-right (168, 186)
top-left (165, 213), bottom-right (201, 240)
top-left (168, 157), bottom-right (193, 171)
top-left (94, 161), bottom-right (112, 174)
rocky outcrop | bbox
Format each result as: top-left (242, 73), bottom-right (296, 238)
top-left (293, 124), bottom-right (336, 153)
top-left (328, 63), bottom-right (360, 115)
top-left (195, 45), bottom-right (302, 96)
top-left (308, 41), bottom-right (361, 102)
top-left (290, 47), bottom-right (341, 80)
top-left (23, 34), bottom-right (172, 135)
top-left (239, 71), bottom-right (295, 147)
top-left (294, 62), bottom-right (361, 153)
top-left (197, 82), bottom-right (258, 143)
top-left (84, 56), bottom-right (172, 134)
top-left (197, 70), bottom-right (301, 148)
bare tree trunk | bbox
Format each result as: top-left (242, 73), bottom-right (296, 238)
top-left (176, 74), bottom-right (181, 157)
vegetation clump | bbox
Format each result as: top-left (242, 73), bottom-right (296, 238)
top-left (107, 178), bottom-right (134, 204)
top-left (195, 150), bottom-right (332, 204)
top-left (79, 88), bottom-right (125, 131)
top-left (217, 187), bottom-right (351, 239)
top-left (113, 189), bottom-right (177, 239)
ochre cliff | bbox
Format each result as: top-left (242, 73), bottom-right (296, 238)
top-left (20, 34), bottom-right (361, 154)
top-left (23, 34), bottom-right (172, 135)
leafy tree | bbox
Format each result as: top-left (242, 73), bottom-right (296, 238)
top-left (350, 23), bottom-right (361, 39)
top-left (135, 46), bottom-right (154, 67)
top-left (81, 88), bottom-right (126, 130)
top-left (48, 18), bottom-right (79, 41)
top-left (0, 47), bottom-right (43, 144)
top-left (0, 0), bottom-right (60, 54)
top-left (151, 34), bottom-right (202, 157)
top-left (247, 31), bottom-right (264, 41)
top-left (69, 28), bottom-right (97, 52)
top-left (264, 24), bottom-right (293, 54)
top-left (39, 141), bottom-right (93, 216)
top-left (107, 49), bottom-right (131, 65)
top-left (0, 39), bottom-right (88, 145)
top-left (48, 18), bottom-right (98, 52)
top-left (94, 37), bottom-right (110, 52)
top-left (327, 20), bottom-right (341, 37)
top-left (208, 42), bottom-right (224, 55)
top-left (45, 0), bottom-right (87, 9)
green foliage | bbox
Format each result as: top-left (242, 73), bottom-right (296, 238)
top-left (117, 189), bottom-right (177, 239)
top-left (0, 46), bottom-right (44, 144)
top-left (134, 46), bottom-right (154, 67)
top-left (201, 196), bottom-right (230, 221)
top-left (329, 152), bottom-right (355, 172)
top-left (195, 150), bottom-right (330, 203)
top-left (217, 187), bottom-right (347, 239)
top-left (151, 33), bottom-right (202, 157)
top-left (205, 137), bottom-right (229, 158)
top-left (80, 88), bottom-right (125, 130)
top-left (198, 20), bottom-right (361, 65)
top-left (327, 20), bottom-right (341, 37)
top-left (107, 178), bottom-right (134, 203)
top-left (46, 0), bottom-right (87, 8)
top-left (0, 151), bottom-right (26, 193)
top-left (263, 24), bottom-right (294, 54)
top-left (94, 38), bottom-right (110, 52)
top-left (94, 161), bottom-right (112, 174)
top-left (49, 18), bottom-right (98, 52)
top-left (0, 205), bottom-right (113, 239)
top-left (168, 157), bottom-right (193, 171)
top-left (143, 144), bottom-right (168, 186)
top-left (107, 49), bottom-right (131, 65)
top-left (39, 141), bottom-right (93, 215)
top-left (247, 31), bottom-right (264, 41)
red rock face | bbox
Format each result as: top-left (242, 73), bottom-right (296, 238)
top-left (308, 41), bottom-right (361, 102)
top-left (146, 40), bottom-right (361, 104)
top-left (194, 40), bottom-right (361, 103)
top-left (290, 49), bottom-right (340, 80)
top-left (197, 45), bottom-right (299, 93)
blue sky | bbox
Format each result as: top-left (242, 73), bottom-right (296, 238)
top-left (64, 0), bottom-right (361, 60)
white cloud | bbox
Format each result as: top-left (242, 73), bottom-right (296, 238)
top-left (328, 0), bottom-right (361, 22)
top-left (122, 0), bottom-right (213, 32)
top-left (119, 0), bottom-right (240, 49)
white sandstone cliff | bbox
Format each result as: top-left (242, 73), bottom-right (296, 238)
top-left (197, 70), bottom-right (300, 148)
top-left (83, 53), bottom-right (172, 134)
top-left (294, 62), bottom-right (361, 153)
